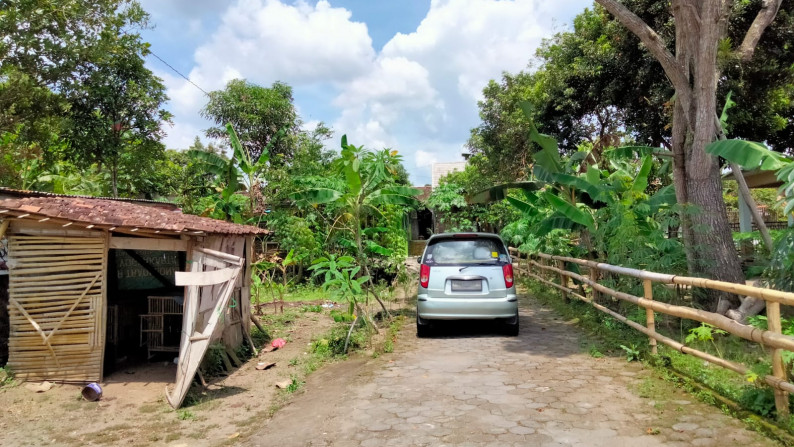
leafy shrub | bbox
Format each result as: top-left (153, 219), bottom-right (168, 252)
top-left (738, 387), bottom-right (776, 417)
top-left (311, 323), bottom-right (366, 357)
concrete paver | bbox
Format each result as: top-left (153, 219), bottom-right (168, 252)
top-left (253, 299), bottom-right (776, 446)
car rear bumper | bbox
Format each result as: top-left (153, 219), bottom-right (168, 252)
top-left (417, 294), bottom-right (518, 320)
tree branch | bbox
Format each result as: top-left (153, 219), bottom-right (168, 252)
top-left (595, 0), bottom-right (693, 121)
top-left (736, 0), bottom-right (783, 62)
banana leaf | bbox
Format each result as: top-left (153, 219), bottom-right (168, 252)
top-left (542, 191), bottom-right (594, 229)
top-left (705, 139), bottom-right (790, 171)
top-left (291, 188), bottom-right (343, 205)
top-left (631, 155), bottom-right (653, 193)
top-left (535, 213), bottom-right (584, 237)
top-left (466, 181), bottom-right (541, 204)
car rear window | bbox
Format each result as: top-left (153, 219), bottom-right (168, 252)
top-left (423, 237), bottom-right (508, 266)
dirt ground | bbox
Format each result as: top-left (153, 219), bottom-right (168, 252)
top-left (0, 302), bottom-right (345, 447)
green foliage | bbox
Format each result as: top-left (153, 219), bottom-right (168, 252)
top-left (308, 254), bottom-right (368, 317)
top-left (201, 79), bottom-right (298, 165)
top-left (177, 410), bottom-right (196, 421)
top-left (0, 367), bottom-right (16, 388)
top-left (619, 344), bottom-right (641, 362)
top-left (310, 322), bottom-right (367, 357)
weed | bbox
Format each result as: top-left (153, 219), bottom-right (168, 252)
top-left (0, 367), bottom-right (16, 387)
top-left (589, 346), bottom-right (604, 358)
top-left (288, 357), bottom-right (299, 366)
top-left (301, 304), bottom-right (323, 313)
top-left (620, 344), bottom-right (641, 362)
top-left (177, 409), bottom-right (196, 421)
top-left (286, 376), bottom-right (303, 393)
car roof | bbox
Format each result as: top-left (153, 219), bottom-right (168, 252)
top-left (426, 232), bottom-right (504, 242)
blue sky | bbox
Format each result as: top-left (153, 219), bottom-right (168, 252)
top-left (139, 0), bottom-right (593, 185)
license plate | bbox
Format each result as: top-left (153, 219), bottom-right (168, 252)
top-left (451, 280), bottom-right (482, 292)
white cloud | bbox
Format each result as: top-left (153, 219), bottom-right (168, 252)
top-left (334, 0), bottom-right (590, 184)
top-left (152, 0), bottom-right (591, 183)
top-left (193, 0), bottom-right (374, 86)
top-left (154, 0), bottom-right (376, 150)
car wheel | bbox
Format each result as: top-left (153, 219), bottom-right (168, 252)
top-left (504, 311), bottom-right (519, 336)
top-left (416, 314), bottom-right (431, 338)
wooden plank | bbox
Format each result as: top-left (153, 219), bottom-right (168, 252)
top-left (167, 248), bottom-right (243, 409)
top-left (110, 236), bottom-right (188, 251)
top-left (175, 267), bottom-right (239, 286)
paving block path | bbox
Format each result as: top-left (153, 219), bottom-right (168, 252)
top-left (252, 299), bottom-right (777, 447)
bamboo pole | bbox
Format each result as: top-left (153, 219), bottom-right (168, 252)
top-left (557, 260), bottom-right (569, 302)
top-left (590, 266), bottom-right (600, 303)
top-left (531, 260), bottom-right (794, 352)
top-left (644, 279), bottom-right (657, 355)
top-left (536, 252), bottom-right (794, 307)
top-left (767, 301), bottom-right (790, 419)
top-left (526, 270), bottom-right (794, 395)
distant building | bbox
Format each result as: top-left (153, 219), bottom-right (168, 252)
top-left (431, 162), bottom-right (466, 188)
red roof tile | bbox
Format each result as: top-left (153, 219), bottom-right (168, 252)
top-left (0, 196), bottom-right (266, 235)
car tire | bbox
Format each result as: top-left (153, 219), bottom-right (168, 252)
top-left (416, 314), bottom-right (431, 338)
top-left (504, 311), bottom-right (519, 336)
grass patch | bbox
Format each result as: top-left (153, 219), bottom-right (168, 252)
top-left (0, 367), bottom-right (16, 388)
top-left (177, 409), bottom-right (196, 421)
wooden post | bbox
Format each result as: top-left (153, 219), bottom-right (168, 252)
top-left (767, 301), bottom-right (790, 420)
top-left (643, 279), bottom-right (657, 355)
top-left (589, 267), bottom-right (600, 303)
top-left (557, 260), bottom-right (569, 302)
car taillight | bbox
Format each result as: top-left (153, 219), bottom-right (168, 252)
top-left (503, 263), bottom-right (514, 288)
top-left (420, 264), bottom-right (430, 288)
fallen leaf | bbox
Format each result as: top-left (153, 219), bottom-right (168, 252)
top-left (228, 433), bottom-right (240, 439)
top-left (275, 380), bottom-right (292, 389)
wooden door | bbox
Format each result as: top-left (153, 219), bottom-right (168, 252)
top-left (166, 247), bottom-right (242, 409)
top-left (6, 234), bottom-right (107, 382)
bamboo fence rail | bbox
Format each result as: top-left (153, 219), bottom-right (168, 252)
top-left (510, 247), bottom-right (794, 419)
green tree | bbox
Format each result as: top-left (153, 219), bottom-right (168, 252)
top-left (201, 79), bottom-right (299, 165)
top-left (63, 28), bottom-right (171, 197)
top-left (292, 137), bottom-right (419, 317)
top-left (0, 0), bottom-right (152, 156)
top-left (593, 0), bottom-right (788, 312)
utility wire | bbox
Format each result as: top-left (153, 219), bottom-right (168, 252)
top-left (148, 50), bottom-right (210, 96)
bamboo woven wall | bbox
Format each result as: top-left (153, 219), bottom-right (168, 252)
top-left (7, 234), bottom-right (106, 382)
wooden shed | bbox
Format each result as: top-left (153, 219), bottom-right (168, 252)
top-left (0, 188), bottom-right (266, 408)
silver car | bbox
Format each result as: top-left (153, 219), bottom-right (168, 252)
top-left (416, 233), bottom-right (519, 337)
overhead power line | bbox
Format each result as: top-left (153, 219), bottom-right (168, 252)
top-left (148, 50), bottom-right (210, 96)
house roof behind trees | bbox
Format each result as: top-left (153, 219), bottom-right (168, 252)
top-left (0, 189), bottom-right (267, 236)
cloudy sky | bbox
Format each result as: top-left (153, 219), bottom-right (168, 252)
top-left (139, 0), bottom-right (593, 185)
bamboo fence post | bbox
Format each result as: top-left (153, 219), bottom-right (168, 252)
top-left (767, 301), bottom-right (790, 420)
top-left (590, 267), bottom-right (600, 303)
top-left (643, 279), bottom-right (657, 355)
top-left (557, 260), bottom-right (569, 302)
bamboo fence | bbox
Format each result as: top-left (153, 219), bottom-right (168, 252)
top-left (509, 248), bottom-right (794, 419)
top-left (7, 235), bottom-right (106, 382)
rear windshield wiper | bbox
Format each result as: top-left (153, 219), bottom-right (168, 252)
top-left (459, 263), bottom-right (498, 271)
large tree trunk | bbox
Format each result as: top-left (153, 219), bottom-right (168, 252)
top-left (595, 0), bottom-right (783, 313)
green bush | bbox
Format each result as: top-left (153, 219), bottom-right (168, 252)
top-left (311, 322), bottom-right (366, 357)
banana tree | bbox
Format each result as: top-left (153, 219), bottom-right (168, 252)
top-left (188, 123), bottom-right (284, 222)
top-left (291, 136), bottom-right (419, 318)
top-left (470, 102), bottom-right (676, 256)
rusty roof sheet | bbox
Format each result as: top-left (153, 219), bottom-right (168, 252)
top-left (0, 196), bottom-right (267, 235)
top-left (414, 185), bottom-right (432, 202)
